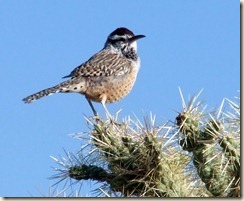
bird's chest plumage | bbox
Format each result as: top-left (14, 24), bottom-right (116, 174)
top-left (84, 58), bottom-right (140, 103)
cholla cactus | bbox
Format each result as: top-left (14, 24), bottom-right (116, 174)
top-left (50, 89), bottom-right (240, 197)
top-left (176, 89), bottom-right (240, 197)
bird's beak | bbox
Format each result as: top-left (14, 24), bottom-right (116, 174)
top-left (128, 35), bottom-right (146, 43)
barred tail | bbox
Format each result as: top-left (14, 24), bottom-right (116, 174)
top-left (22, 85), bottom-right (62, 103)
top-left (22, 79), bottom-right (83, 103)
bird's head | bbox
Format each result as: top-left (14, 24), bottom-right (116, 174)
top-left (105, 27), bottom-right (145, 53)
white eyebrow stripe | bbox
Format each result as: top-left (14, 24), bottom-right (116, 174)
top-left (109, 34), bottom-right (127, 40)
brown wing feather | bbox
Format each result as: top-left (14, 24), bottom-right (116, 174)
top-left (63, 49), bottom-right (131, 79)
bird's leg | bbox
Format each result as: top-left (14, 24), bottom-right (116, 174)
top-left (87, 99), bottom-right (104, 124)
top-left (101, 101), bottom-right (113, 120)
top-left (87, 99), bottom-right (98, 117)
top-left (101, 102), bottom-right (123, 126)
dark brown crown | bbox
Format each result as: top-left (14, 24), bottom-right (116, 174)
top-left (109, 27), bottom-right (135, 37)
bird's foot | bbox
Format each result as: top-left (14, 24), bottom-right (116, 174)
top-left (107, 116), bottom-right (123, 127)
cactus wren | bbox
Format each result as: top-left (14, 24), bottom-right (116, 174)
top-left (22, 27), bottom-right (145, 117)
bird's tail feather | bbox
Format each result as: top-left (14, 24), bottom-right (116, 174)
top-left (22, 80), bottom-right (77, 103)
top-left (22, 85), bottom-right (62, 103)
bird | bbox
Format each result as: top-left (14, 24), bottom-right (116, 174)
top-left (22, 27), bottom-right (145, 117)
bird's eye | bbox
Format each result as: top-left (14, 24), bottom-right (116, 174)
top-left (114, 38), bottom-right (125, 43)
top-left (108, 35), bottom-right (127, 44)
top-left (118, 38), bottom-right (126, 42)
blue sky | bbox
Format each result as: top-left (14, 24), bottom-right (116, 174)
top-left (0, 0), bottom-right (239, 197)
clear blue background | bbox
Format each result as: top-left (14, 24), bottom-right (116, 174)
top-left (0, 0), bottom-right (239, 197)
